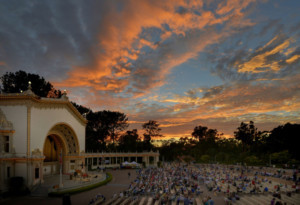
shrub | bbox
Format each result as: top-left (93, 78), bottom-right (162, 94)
top-left (244, 155), bottom-right (262, 165)
top-left (271, 150), bottom-right (290, 164)
top-left (200, 155), bottom-right (210, 163)
top-left (8, 177), bottom-right (30, 196)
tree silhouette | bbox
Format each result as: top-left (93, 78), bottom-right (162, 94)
top-left (118, 129), bottom-right (140, 152)
top-left (192, 125), bottom-right (208, 141)
top-left (1, 70), bottom-right (61, 98)
top-left (104, 111), bottom-right (129, 146)
top-left (267, 123), bottom-right (300, 160)
top-left (75, 109), bottom-right (128, 152)
top-left (142, 120), bottom-right (162, 150)
top-left (234, 121), bottom-right (258, 151)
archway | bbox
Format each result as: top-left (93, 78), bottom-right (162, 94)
top-left (43, 123), bottom-right (80, 175)
top-left (44, 135), bottom-right (64, 162)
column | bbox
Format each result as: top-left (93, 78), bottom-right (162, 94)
top-left (145, 156), bottom-right (149, 167)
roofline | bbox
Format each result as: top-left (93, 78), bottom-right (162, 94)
top-left (0, 95), bottom-right (87, 125)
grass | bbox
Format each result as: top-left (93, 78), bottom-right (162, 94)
top-left (48, 173), bottom-right (112, 197)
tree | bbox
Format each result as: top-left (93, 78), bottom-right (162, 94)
top-left (71, 103), bottom-right (100, 152)
top-left (142, 120), bottom-right (162, 141)
top-left (142, 120), bottom-right (162, 150)
top-left (234, 121), bottom-right (258, 151)
top-left (192, 125), bottom-right (208, 141)
top-left (118, 129), bottom-right (140, 152)
top-left (1, 70), bottom-right (61, 98)
top-left (192, 125), bottom-right (218, 142)
top-left (84, 111), bottom-right (107, 152)
top-left (104, 111), bottom-right (129, 146)
top-left (72, 102), bottom-right (91, 115)
top-left (267, 123), bottom-right (300, 160)
top-left (85, 110), bottom-right (128, 151)
top-left (270, 150), bottom-right (291, 164)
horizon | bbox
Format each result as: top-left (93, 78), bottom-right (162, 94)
top-left (0, 0), bottom-right (299, 139)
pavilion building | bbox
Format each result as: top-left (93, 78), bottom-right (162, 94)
top-left (0, 85), bottom-right (159, 192)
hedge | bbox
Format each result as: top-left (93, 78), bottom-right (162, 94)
top-left (48, 173), bottom-right (112, 197)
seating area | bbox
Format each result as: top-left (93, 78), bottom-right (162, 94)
top-left (89, 193), bottom-right (300, 205)
top-left (89, 163), bottom-right (300, 205)
top-left (234, 193), bottom-right (300, 205)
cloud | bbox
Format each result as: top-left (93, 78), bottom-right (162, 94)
top-left (207, 24), bottom-right (300, 83)
top-left (259, 19), bottom-right (281, 36)
top-left (286, 54), bottom-right (300, 64)
top-left (237, 35), bottom-right (293, 73)
top-left (128, 72), bottom-right (300, 138)
top-left (0, 0), bottom-right (258, 97)
top-left (202, 85), bottom-right (225, 98)
top-left (1, 0), bottom-right (299, 140)
top-left (49, 0), bottom-right (257, 97)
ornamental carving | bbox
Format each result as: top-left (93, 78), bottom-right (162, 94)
top-left (32, 148), bottom-right (42, 156)
top-left (0, 108), bottom-right (13, 131)
top-left (52, 124), bottom-right (79, 155)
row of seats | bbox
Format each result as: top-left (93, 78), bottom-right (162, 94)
top-left (234, 193), bottom-right (300, 205)
top-left (100, 193), bottom-right (300, 205)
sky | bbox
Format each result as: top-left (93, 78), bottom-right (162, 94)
top-left (0, 0), bottom-right (300, 140)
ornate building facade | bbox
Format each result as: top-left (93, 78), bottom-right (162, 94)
top-left (0, 87), bottom-right (86, 191)
top-left (0, 85), bottom-right (160, 192)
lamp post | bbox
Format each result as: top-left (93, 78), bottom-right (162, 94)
top-left (59, 149), bottom-right (63, 188)
top-left (28, 81), bottom-right (32, 90)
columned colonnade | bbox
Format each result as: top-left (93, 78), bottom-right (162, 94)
top-left (84, 151), bottom-right (160, 169)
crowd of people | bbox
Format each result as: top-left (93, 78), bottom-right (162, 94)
top-left (89, 193), bottom-right (105, 205)
top-left (123, 163), bottom-right (211, 204)
top-left (89, 163), bottom-right (300, 205)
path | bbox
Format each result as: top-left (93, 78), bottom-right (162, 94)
top-left (0, 169), bottom-right (137, 205)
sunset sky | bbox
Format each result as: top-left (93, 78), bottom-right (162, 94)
top-left (0, 0), bottom-right (299, 139)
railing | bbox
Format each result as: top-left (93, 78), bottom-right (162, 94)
top-left (49, 173), bottom-right (106, 193)
top-left (84, 151), bottom-right (159, 157)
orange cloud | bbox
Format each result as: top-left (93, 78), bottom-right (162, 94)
top-left (216, 0), bottom-right (256, 16)
top-left (128, 74), bottom-right (300, 138)
top-left (286, 54), bottom-right (300, 64)
top-left (238, 36), bottom-right (292, 73)
top-left (55, 0), bottom-right (257, 98)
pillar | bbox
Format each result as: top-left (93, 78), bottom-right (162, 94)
top-left (143, 156), bottom-right (149, 167)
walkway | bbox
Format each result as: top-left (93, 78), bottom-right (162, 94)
top-left (0, 169), bottom-right (137, 205)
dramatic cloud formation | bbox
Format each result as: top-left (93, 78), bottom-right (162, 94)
top-left (0, 0), bottom-right (299, 139)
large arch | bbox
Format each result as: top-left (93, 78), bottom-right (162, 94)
top-left (43, 135), bottom-right (64, 162)
top-left (46, 123), bottom-right (80, 155)
top-left (43, 123), bottom-right (81, 175)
